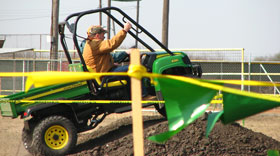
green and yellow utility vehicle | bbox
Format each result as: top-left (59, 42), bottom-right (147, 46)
top-left (0, 7), bottom-right (202, 156)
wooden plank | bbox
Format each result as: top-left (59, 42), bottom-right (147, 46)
top-left (130, 49), bottom-right (144, 156)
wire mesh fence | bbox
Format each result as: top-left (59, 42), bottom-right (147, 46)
top-left (182, 49), bottom-right (244, 62)
top-left (0, 34), bottom-right (280, 96)
top-left (1, 50), bottom-right (279, 96)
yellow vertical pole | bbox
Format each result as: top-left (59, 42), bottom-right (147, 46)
top-left (130, 49), bottom-right (144, 156)
top-left (241, 48), bottom-right (244, 91)
top-left (241, 48), bottom-right (245, 126)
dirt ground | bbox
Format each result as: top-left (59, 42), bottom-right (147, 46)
top-left (1, 109), bottom-right (280, 156)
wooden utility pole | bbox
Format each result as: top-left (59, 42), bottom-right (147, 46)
top-left (99, 0), bottom-right (102, 25)
top-left (50, 0), bottom-right (59, 71)
top-left (135, 0), bottom-right (140, 47)
top-left (107, 0), bottom-right (111, 39)
top-left (162, 0), bottom-right (169, 47)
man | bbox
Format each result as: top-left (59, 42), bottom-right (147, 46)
top-left (83, 23), bottom-right (150, 99)
top-left (83, 22), bottom-right (154, 99)
top-left (83, 22), bottom-right (132, 73)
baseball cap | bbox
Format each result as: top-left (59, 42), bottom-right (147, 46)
top-left (87, 25), bottom-right (108, 35)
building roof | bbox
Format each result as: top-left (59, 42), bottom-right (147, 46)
top-left (0, 48), bottom-right (34, 54)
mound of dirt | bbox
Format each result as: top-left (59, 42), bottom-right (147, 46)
top-left (68, 114), bottom-right (280, 156)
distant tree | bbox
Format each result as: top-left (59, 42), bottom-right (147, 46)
top-left (272, 52), bottom-right (280, 61)
top-left (254, 51), bottom-right (280, 61)
top-left (254, 56), bottom-right (269, 61)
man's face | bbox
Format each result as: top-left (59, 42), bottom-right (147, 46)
top-left (89, 32), bottom-right (105, 40)
top-left (97, 33), bottom-right (105, 40)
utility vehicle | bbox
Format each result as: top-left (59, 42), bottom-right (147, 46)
top-left (0, 7), bottom-right (202, 156)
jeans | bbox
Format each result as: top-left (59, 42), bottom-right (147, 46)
top-left (109, 65), bottom-right (148, 97)
top-left (110, 65), bottom-right (129, 72)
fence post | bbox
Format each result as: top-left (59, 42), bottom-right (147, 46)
top-left (130, 49), bottom-right (144, 156)
top-left (241, 48), bottom-right (244, 91)
top-left (13, 53), bottom-right (16, 94)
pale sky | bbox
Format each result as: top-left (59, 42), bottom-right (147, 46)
top-left (0, 0), bottom-right (280, 58)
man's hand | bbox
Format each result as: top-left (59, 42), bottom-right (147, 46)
top-left (125, 48), bottom-right (132, 55)
top-left (125, 45), bottom-right (137, 54)
top-left (123, 22), bottom-right (132, 32)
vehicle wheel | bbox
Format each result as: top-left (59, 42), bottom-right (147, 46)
top-left (32, 115), bottom-right (77, 156)
top-left (22, 127), bottom-right (35, 155)
top-left (155, 91), bottom-right (167, 118)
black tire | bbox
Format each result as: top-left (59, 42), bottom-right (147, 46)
top-left (155, 91), bottom-right (167, 118)
top-left (32, 115), bottom-right (77, 156)
top-left (22, 127), bottom-right (35, 155)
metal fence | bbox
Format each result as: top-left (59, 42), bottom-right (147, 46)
top-left (0, 34), bottom-right (279, 96)
top-left (0, 49), bottom-right (280, 96)
top-left (0, 34), bottom-right (76, 50)
top-left (198, 61), bottom-right (280, 94)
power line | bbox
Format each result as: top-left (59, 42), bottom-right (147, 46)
top-left (0, 12), bottom-right (71, 22)
top-left (0, 5), bottom-right (137, 22)
top-left (0, 16), bottom-right (50, 22)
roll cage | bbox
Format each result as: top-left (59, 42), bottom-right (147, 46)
top-left (58, 7), bottom-right (174, 94)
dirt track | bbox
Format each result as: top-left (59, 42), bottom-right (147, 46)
top-left (1, 111), bottom-right (280, 156)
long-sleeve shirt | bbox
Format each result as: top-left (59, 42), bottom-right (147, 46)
top-left (83, 30), bottom-right (127, 72)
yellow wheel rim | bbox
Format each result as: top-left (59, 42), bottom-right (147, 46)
top-left (44, 125), bottom-right (69, 150)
